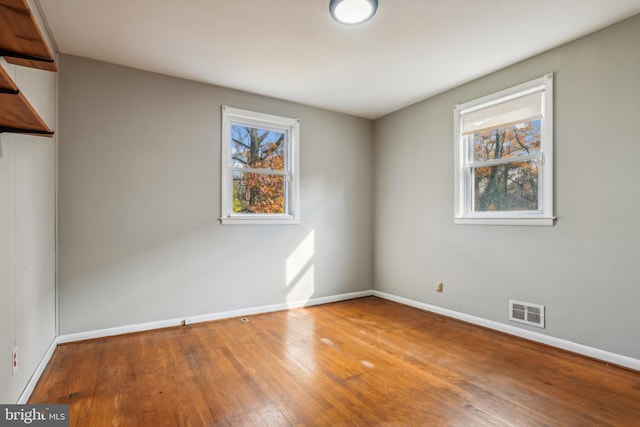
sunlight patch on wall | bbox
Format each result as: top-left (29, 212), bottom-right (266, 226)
top-left (286, 230), bottom-right (314, 302)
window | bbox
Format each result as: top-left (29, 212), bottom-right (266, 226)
top-left (220, 106), bottom-right (300, 225)
top-left (453, 74), bottom-right (554, 226)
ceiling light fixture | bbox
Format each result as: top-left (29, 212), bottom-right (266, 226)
top-left (329, 0), bottom-right (378, 25)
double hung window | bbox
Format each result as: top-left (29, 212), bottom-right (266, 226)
top-left (454, 74), bottom-right (554, 225)
top-left (221, 106), bottom-right (300, 225)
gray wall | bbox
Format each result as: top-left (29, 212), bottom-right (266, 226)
top-left (57, 54), bottom-right (373, 334)
top-left (374, 14), bottom-right (640, 359)
top-left (0, 60), bottom-right (57, 402)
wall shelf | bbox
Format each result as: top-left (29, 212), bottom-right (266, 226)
top-left (0, 61), bottom-right (53, 136)
top-left (0, 0), bottom-right (57, 71)
top-left (0, 0), bottom-right (55, 136)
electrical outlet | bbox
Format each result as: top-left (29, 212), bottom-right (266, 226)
top-left (436, 282), bottom-right (443, 293)
top-left (12, 347), bottom-right (18, 375)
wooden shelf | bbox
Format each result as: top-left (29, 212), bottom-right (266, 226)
top-left (0, 63), bottom-right (53, 136)
top-left (0, 0), bottom-right (55, 136)
top-left (0, 0), bottom-right (56, 71)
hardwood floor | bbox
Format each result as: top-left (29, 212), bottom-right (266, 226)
top-left (30, 297), bottom-right (640, 426)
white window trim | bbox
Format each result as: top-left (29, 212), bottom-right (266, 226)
top-left (220, 106), bottom-right (300, 225)
top-left (453, 74), bottom-right (555, 226)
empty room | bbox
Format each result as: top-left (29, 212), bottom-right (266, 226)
top-left (1, 0), bottom-right (640, 425)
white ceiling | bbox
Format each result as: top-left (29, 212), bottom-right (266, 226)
top-left (37, 0), bottom-right (640, 119)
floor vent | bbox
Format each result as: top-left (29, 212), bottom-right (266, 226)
top-left (509, 300), bottom-right (545, 328)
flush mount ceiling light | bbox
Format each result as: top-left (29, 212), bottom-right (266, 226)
top-left (329, 0), bottom-right (378, 25)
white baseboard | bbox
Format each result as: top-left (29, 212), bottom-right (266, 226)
top-left (184, 290), bottom-right (373, 325)
top-left (57, 290), bottom-right (374, 344)
top-left (17, 338), bottom-right (58, 404)
top-left (373, 290), bottom-right (640, 372)
top-left (57, 317), bottom-right (184, 344)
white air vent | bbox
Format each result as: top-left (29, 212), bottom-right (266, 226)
top-left (509, 300), bottom-right (545, 328)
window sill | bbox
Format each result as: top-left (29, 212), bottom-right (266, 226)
top-left (453, 216), bottom-right (556, 226)
top-left (220, 217), bottom-right (300, 225)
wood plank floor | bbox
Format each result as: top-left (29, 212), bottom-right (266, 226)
top-left (30, 297), bottom-right (640, 426)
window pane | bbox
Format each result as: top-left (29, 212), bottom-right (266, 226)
top-left (232, 171), bottom-right (285, 214)
top-left (472, 161), bottom-right (539, 212)
top-left (231, 125), bottom-right (285, 171)
top-left (472, 119), bottom-right (541, 162)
